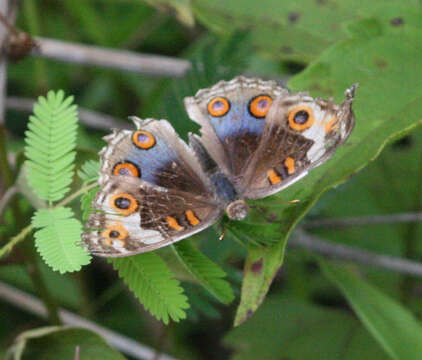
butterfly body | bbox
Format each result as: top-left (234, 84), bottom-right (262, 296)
top-left (83, 76), bottom-right (356, 257)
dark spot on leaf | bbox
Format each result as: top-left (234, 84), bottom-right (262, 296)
top-left (283, 61), bottom-right (306, 74)
top-left (375, 59), bottom-right (388, 69)
top-left (251, 258), bottom-right (263, 274)
top-left (288, 12), bottom-right (300, 24)
top-left (246, 309), bottom-right (254, 319)
top-left (390, 17), bottom-right (404, 26)
top-left (316, 0), bottom-right (325, 4)
top-left (392, 135), bottom-right (412, 150)
top-left (267, 213), bottom-right (278, 222)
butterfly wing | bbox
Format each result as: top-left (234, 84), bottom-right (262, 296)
top-left (184, 76), bottom-right (289, 189)
top-left (243, 85), bottom-right (357, 199)
top-left (83, 117), bottom-right (221, 257)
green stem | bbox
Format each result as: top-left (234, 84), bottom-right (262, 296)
top-left (56, 182), bottom-right (98, 208)
top-left (0, 182), bottom-right (98, 257)
top-left (0, 223), bottom-right (33, 257)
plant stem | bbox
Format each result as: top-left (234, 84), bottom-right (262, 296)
top-left (0, 182), bottom-right (98, 257)
top-left (0, 223), bottom-right (33, 257)
top-left (55, 181), bottom-right (98, 208)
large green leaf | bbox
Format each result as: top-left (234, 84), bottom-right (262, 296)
top-left (321, 261), bottom-right (422, 360)
top-left (234, 19), bottom-right (422, 324)
top-left (226, 296), bottom-right (388, 360)
top-left (193, 1), bottom-right (422, 62)
top-left (9, 326), bottom-right (126, 360)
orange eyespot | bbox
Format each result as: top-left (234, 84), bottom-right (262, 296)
top-left (166, 216), bottom-right (184, 231)
top-left (102, 223), bottom-right (128, 244)
top-left (288, 106), bottom-right (314, 131)
top-left (207, 97), bottom-right (230, 117)
top-left (113, 161), bottom-right (140, 177)
top-left (284, 157), bottom-right (295, 175)
top-left (185, 210), bottom-right (200, 226)
top-left (132, 130), bottom-right (156, 149)
top-left (249, 95), bottom-right (272, 118)
top-left (110, 193), bottom-right (138, 216)
top-left (267, 168), bottom-right (281, 185)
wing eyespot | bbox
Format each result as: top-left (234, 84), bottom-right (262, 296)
top-left (113, 161), bottom-right (141, 177)
top-left (110, 193), bottom-right (138, 216)
top-left (132, 130), bottom-right (156, 149)
top-left (288, 106), bottom-right (315, 131)
top-left (207, 97), bottom-right (230, 117)
top-left (102, 223), bottom-right (129, 243)
top-left (248, 95), bottom-right (273, 118)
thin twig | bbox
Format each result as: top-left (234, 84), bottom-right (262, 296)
top-left (0, 2), bottom-right (9, 125)
top-left (32, 36), bottom-right (191, 77)
top-left (0, 281), bottom-right (177, 360)
top-left (290, 229), bottom-right (422, 276)
top-left (6, 96), bottom-right (128, 131)
top-left (0, 184), bottom-right (17, 217)
top-left (0, 223), bottom-right (33, 258)
top-left (305, 212), bottom-right (422, 229)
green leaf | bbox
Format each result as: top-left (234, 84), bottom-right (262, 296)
top-left (321, 261), bottom-right (422, 360)
top-left (9, 326), bottom-right (126, 360)
top-left (32, 208), bottom-right (91, 274)
top-left (111, 253), bottom-right (189, 324)
top-left (80, 186), bottom-right (100, 222)
top-left (78, 160), bottom-right (100, 183)
top-left (24, 90), bottom-right (78, 202)
top-left (235, 22), bottom-right (422, 324)
top-left (225, 296), bottom-right (389, 360)
top-left (193, 1), bottom-right (422, 62)
top-left (172, 239), bottom-right (234, 304)
top-left (233, 242), bottom-right (287, 326)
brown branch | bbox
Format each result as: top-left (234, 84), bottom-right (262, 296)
top-left (6, 96), bottom-right (128, 131)
top-left (290, 229), bottom-right (422, 276)
top-left (0, 281), bottom-right (177, 360)
top-left (32, 37), bottom-right (191, 77)
top-left (305, 212), bottom-right (422, 229)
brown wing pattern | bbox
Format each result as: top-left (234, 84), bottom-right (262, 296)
top-left (82, 118), bottom-right (222, 257)
top-left (243, 85), bottom-right (357, 199)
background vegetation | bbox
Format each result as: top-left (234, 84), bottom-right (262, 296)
top-left (1, 0), bottom-right (422, 359)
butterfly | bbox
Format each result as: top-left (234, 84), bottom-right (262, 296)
top-left (82, 76), bottom-right (356, 257)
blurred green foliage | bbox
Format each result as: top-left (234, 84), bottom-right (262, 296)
top-left (1, 0), bottom-right (422, 359)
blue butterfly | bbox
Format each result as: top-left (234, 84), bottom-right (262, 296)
top-left (83, 76), bottom-right (356, 256)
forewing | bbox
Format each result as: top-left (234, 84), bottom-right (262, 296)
top-left (184, 76), bottom-right (289, 188)
top-left (83, 117), bottom-right (221, 256)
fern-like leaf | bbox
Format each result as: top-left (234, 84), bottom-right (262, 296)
top-left (25, 90), bottom-right (78, 202)
top-left (173, 240), bottom-right (234, 304)
top-left (111, 254), bottom-right (189, 324)
top-left (78, 160), bottom-right (100, 183)
top-left (80, 186), bottom-right (99, 222)
top-left (32, 207), bottom-right (91, 273)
